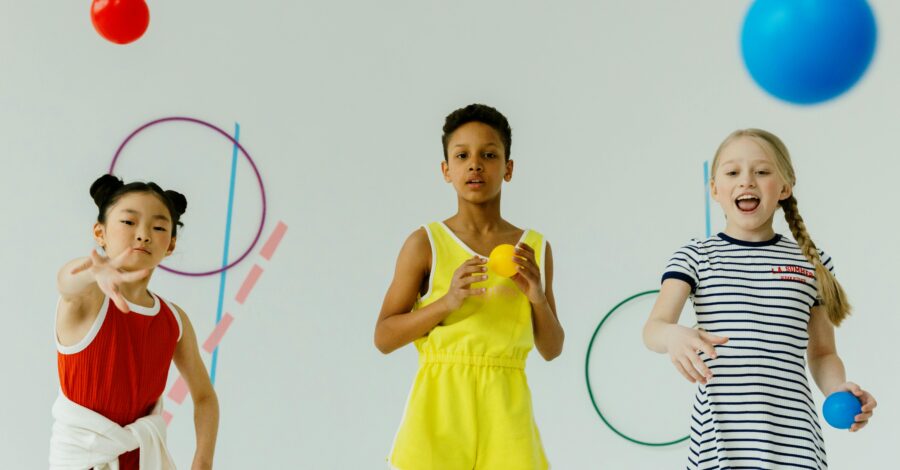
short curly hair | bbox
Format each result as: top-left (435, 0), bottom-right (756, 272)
top-left (441, 104), bottom-right (512, 161)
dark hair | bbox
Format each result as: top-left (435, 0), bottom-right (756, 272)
top-left (441, 103), bottom-right (512, 161)
top-left (90, 174), bottom-right (188, 237)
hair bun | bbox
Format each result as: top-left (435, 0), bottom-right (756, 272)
top-left (164, 190), bottom-right (188, 217)
top-left (89, 174), bottom-right (124, 208)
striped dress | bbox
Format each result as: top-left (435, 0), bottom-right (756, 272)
top-left (663, 232), bottom-right (832, 470)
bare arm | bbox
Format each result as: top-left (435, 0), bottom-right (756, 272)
top-left (512, 242), bottom-right (563, 360)
top-left (56, 251), bottom-right (150, 345)
top-left (807, 306), bottom-right (846, 395)
top-left (643, 279), bottom-right (727, 384)
top-left (172, 305), bottom-right (219, 469)
top-left (58, 250), bottom-right (149, 312)
top-left (374, 229), bottom-right (487, 354)
top-left (807, 305), bottom-right (876, 432)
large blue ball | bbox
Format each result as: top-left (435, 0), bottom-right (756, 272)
top-left (822, 391), bottom-right (862, 430)
top-left (741, 0), bottom-right (878, 105)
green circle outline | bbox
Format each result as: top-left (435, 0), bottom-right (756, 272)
top-left (584, 289), bottom-right (689, 447)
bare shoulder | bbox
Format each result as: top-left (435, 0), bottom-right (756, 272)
top-left (168, 301), bottom-right (194, 331)
top-left (397, 227), bottom-right (432, 271)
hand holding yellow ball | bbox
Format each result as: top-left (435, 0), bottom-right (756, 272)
top-left (487, 244), bottom-right (519, 277)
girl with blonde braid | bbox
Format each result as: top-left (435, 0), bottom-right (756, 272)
top-left (643, 129), bottom-right (876, 469)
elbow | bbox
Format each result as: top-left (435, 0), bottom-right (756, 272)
top-left (641, 321), bottom-right (655, 351)
top-left (540, 331), bottom-right (564, 361)
top-left (374, 339), bottom-right (394, 355)
top-left (541, 348), bottom-right (562, 362)
top-left (193, 389), bottom-right (219, 411)
top-left (373, 330), bottom-right (397, 355)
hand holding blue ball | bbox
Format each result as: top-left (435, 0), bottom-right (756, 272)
top-left (823, 391), bottom-right (862, 430)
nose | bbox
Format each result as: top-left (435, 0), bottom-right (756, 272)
top-left (136, 228), bottom-right (151, 244)
top-left (468, 156), bottom-right (484, 172)
top-left (739, 172), bottom-right (756, 188)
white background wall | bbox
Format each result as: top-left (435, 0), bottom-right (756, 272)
top-left (1, 1), bottom-right (898, 467)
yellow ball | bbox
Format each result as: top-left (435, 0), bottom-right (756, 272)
top-left (488, 244), bottom-right (518, 277)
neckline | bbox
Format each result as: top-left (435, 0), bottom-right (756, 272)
top-left (121, 291), bottom-right (160, 316)
top-left (717, 232), bottom-right (782, 247)
top-left (438, 221), bottom-right (529, 258)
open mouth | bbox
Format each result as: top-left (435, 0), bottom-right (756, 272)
top-left (466, 178), bottom-right (485, 188)
top-left (735, 194), bottom-right (760, 213)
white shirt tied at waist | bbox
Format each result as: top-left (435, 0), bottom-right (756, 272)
top-left (49, 392), bottom-right (176, 470)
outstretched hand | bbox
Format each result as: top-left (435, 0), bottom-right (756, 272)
top-left (71, 249), bottom-right (149, 312)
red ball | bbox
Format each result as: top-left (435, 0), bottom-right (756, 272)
top-left (90, 0), bottom-right (150, 45)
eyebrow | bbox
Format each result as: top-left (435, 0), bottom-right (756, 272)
top-left (121, 208), bottom-right (171, 222)
top-left (451, 142), bottom-right (499, 148)
top-left (720, 159), bottom-right (772, 166)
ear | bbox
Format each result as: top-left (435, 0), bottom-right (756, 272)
top-left (779, 182), bottom-right (793, 201)
top-left (166, 237), bottom-right (177, 256)
top-left (93, 222), bottom-right (106, 247)
top-left (709, 177), bottom-right (719, 200)
top-left (504, 159), bottom-right (514, 182)
top-left (441, 160), bottom-right (451, 183)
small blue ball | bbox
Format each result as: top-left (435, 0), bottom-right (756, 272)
top-left (823, 391), bottom-right (862, 430)
top-left (741, 0), bottom-right (878, 105)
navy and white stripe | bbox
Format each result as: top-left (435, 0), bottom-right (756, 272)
top-left (663, 232), bottom-right (833, 470)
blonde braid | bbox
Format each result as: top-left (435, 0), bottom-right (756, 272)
top-left (780, 195), bottom-right (851, 326)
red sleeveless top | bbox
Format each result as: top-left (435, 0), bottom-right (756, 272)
top-left (57, 292), bottom-right (182, 469)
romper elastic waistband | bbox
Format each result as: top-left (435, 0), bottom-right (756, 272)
top-left (419, 352), bottom-right (525, 369)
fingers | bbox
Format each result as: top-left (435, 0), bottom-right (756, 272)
top-left (678, 355), bottom-right (706, 383)
top-left (672, 359), bottom-right (696, 383)
top-left (109, 285), bottom-right (130, 313)
top-left (850, 420), bottom-right (869, 432)
top-left (699, 330), bottom-right (729, 345)
top-left (457, 274), bottom-right (488, 288)
top-left (515, 242), bottom-right (536, 261)
top-left (90, 249), bottom-right (104, 265)
top-left (70, 258), bottom-right (94, 275)
top-left (513, 244), bottom-right (537, 267)
top-left (861, 395), bottom-right (878, 412)
top-left (686, 349), bottom-right (712, 382)
top-left (511, 248), bottom-right (541, 284)
top-left (513, 257), bottom-right (540, 279)
top-left (460, 256), bottom-right (487, 268)
top-left (459, 264), bottom-right (488, 276)
top-left (695, 340), bottom-right (718, 360)
top-left (111, 247), bottom-right (133, 267)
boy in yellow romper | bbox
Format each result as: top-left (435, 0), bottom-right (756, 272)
top-left (375, 104), bottom-right (564, 469)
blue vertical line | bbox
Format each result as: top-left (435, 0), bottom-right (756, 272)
top-left (704, 161), bottom-right (711, 238)
top-left (210, 122), bottom-right (241, 386)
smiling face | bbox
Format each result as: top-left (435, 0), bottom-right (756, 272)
top-left (93, 191), bottom-right (177, 270)
top-left (441, 121), bottom-right (513, 204)
top-left (711, 136), bottom-right (793, 240)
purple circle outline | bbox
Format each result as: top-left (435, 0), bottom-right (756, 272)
top-left (109, 116), bottom-right (267, 277)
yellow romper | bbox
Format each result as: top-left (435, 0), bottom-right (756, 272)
top-left (389, 222), bottom-right (549, 470)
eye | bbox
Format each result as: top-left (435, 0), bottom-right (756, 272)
top-left (484, 152), bottom-right (496, 159)
top-left (456, 153), bottom-right (467, 159)
top-left (725, 170), bottom-right (738, 176)
top-left (154, 227), bottom-right (167, 232)
top-left (756, 170), bottom-right (771, 175)
top-left (120, 220), bottom-right (135, 226)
